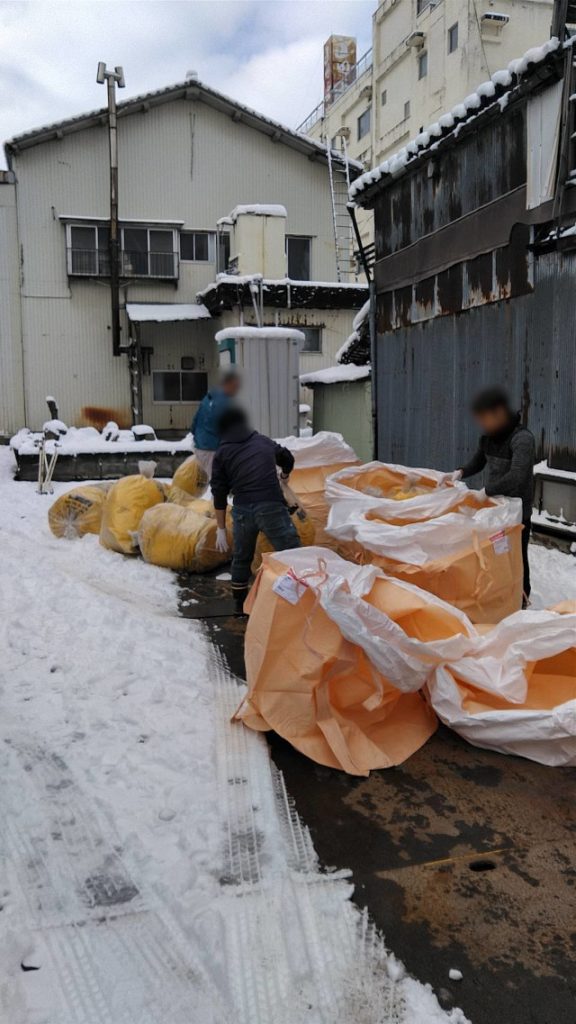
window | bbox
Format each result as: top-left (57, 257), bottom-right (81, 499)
top-left (67, 222), bottom-right (178, 278)
top-left (357, 108), bottom-right (371, 141)
top-left (418, 51), bottom-right (428, 79)
top-left (381, 89), bottom-right (387, 106)
top-left (69, 224), bottom-right (109, 275)
top-left (217, 232), bottom-right (231, 273)
top-left (404, 100), bottom-right (411, 120)
top-left (180, 231), bottom-right (216, 262)
top-left (286, 236), bottom-right (311, 280)
top-left (417, 0), bottom-right (433, 12)
top-left (448, 22), bottom-right (459, 53)
top-left (299, 326), bottom-right (322, 353)
top-left (152, 370), bottom-right (208, 403)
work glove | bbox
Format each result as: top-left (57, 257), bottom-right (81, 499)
top-left (438, 469), bottom-right (463, 487)
top-left (215, 527), bottom-right (229, 553)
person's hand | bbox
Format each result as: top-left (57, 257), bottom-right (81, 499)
top-left (215, 528), bottom-right (229, 553)
top-left (438, 469), bottom-right (462, 486)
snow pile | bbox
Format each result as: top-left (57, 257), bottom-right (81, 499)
top-left (215, 326), bottom-right (305, 341)
top-left (300, 363), bottom-right (371, 385)
top-left (125, 302), bottom-right (211, 322)
top-left (350, 37), bottom-right (561, 199)
top-left (0, 445), bottom-right (475, 1023)
top-left (11, 426), bottom-right (195, 457)
top-left (229, 204), bottom-right (287, 221)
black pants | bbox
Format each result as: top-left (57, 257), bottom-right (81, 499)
top-left (521, 518), bottom-right (531, 598)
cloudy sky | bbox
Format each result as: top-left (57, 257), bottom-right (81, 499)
top-left (0, 0), bottom-right (373, 166)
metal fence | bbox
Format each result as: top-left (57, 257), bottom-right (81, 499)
top-left (374, 248), bottom-right (576, 472)
top-left (67, 247), bottom-right (179, 279)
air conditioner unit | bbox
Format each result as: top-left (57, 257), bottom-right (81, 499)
top-left (481, 11), bottom-right (510, 25)
top-left (406, 31), bottom-right (426, 48)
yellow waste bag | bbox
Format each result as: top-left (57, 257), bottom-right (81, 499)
top-left (170, 455), bottom-right (208, 499)
top-left (48, 483), bottom-right (111, 539)
top-left (99, 474), bottom-right (165, 554)
top-left (236, 552), bottom-right (447, 776)
top-left (251, 510), bottom-right (316, 573)
top-left (138, 503), bottom-right (232, 572)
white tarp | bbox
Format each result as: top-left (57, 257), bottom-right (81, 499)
top-left (276, 431), bottom-right (358, 469)
top-left (526, 78), bottom-right (563, 210)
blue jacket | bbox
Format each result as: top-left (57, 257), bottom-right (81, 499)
top-left (211, 427), bottom-right (295, 511)
top-left (191, 388), bottom-right (231, 451)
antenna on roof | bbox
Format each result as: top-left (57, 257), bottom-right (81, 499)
top-left (186, 70), bottom-right (198, 81)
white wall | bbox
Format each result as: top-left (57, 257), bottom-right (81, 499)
top-left (0, 181), bottom-right (26, 437)
top-left (8, 96), bottom-right (347, 432)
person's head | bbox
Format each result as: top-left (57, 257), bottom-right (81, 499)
top-left (471, 386), bottom-right (515, 435)
top-left (219, 366), bottom-right (241, 398)
top-left (217, 405), bottom-right (250, 439)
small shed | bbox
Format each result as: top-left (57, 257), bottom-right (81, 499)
top-left (300, 365), bottom-right (372, 462)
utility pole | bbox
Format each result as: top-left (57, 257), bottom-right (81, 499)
top-left (97, 62), bottom-right (125, 357)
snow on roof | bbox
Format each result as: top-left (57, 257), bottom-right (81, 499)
top-left (336, 300), bottom-right (371, 363)
top-left (198, 273), bottom-right (369, 298)
top-left (300, 364), bottom-right (371, 386)
top-left (350, 37), bottom-right (561, 201)
top-left (215, 326), bottom-right (304, 342)
top-left (5, 77), bottom-right (361, 174)
top-left (229, 204), bottom-right (287, 222)
top-left (126, 303), bottom-right (211, 322)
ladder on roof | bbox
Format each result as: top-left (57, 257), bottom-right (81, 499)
top-left (326, 136), bottom-right (356, 282)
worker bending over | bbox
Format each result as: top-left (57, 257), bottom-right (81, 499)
top-left (191, 367), bottom-right (241, 478)
top-left (444, 387), bottom-right (535, 604)
top-left (211, 407), bottom-right (301, 609)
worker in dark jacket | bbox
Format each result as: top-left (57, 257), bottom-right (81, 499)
top-left (210, 407), bottom-right (301, 608)
top-left (443, 387), bottom-right (535, 603)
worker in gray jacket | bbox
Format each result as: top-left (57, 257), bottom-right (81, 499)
top-left (443, 387), bottom-right (535, 604)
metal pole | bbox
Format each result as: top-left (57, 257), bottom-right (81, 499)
top-left (97, 63), bottom-right (125, 357)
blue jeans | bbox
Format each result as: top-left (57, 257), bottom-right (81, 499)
top-left (231, 502), bottom-right (301, 590)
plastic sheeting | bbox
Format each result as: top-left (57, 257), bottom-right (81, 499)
top-left (138, 503), bottom-right (232, 572)
top-left (428, 610), bottom-right (576, 766)
top-left (99, 475), bottom-right (165, 555)
top-left (48, 483), bottom-right (111, 539)
top-left (169, 455), bottom-right (208, 500)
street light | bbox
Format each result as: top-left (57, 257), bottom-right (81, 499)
top-left (97, 63), bottom-right (125, 357)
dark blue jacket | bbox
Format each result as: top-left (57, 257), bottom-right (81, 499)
top-left (191, 388), bottom-right (231, 451)
top-left (211, 427), bottom-right (295, 510)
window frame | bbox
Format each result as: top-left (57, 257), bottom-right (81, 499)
top-left (381, 88), bottom-right (387, 106)
top-left (151, 369), bottom-right (209, 405)
top-left (66, 221), bottom-right (178, 279)
top-left (286, 235), bottom-right (312, 281)
top-left (298, 326), bottom-right (323, 354)
top-left (404, 100), bottom-right (411, 120)
top-left (418, 50), bottom-right (428, 80)
top-left (180, 230), bottom-right (217, 263)
top-left (357, 107), bottom-right (371, 141)
top-left (448, 22), bottom-right (459, 54)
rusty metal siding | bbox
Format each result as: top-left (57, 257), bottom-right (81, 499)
top-left (374, 249), bottom-right (576, 471)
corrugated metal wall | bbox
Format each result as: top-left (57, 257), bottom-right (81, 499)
top-left (375, 250), bottom-right (576, 471)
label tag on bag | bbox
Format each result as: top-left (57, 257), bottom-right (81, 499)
top-left (490, 530), bottom-right (510, 555)
top-left (272, 573), bottom-right (307, 605)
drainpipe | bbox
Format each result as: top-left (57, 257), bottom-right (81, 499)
top-left (97, 62), bottom-right (125, 357)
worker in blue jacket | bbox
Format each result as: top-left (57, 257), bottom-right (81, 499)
top-left (191, 367), bottom-right (241, 478)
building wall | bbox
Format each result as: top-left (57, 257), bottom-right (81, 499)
top-left (305, 0), bottom-right (553, 167)
top-left (8, 97), bottom-right (349, 432)
top-left (309, 378), bottom-right (373, 461)
top-left (0, 179), bottom-right (25, 437)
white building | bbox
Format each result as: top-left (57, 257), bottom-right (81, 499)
top-left (0, 79), bottom-right (367, 439)
top-left (299, 0), bottom-right (553, 247)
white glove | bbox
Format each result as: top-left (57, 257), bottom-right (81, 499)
top-left (215, 528), bottom-right (229, 553)
top-left (438, 469), bottom-right (462, 486)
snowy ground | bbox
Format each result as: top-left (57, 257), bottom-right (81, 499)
top-left (0, 445), bottom-right (476, 1023)
top-left (1, 447), bottom-right (574, 1024)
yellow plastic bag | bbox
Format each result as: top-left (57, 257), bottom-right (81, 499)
top-left (48, 483), bottom-right (111, 539)
top-left (99, 474), bottom-right (165, 554)
top-left (138, 503), bottom-right (232, 572)
top-left (251, 511), bottom-right (315, 573)
top-left (170, 455), bottom-right (208, 499)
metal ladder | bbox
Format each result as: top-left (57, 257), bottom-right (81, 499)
top-left (326, 136), bottom-right (356, 282)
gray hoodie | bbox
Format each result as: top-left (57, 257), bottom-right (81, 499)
top-left (460, 414), bottom-right (535, 519)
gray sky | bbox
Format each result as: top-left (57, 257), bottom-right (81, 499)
top-left (0, 0), bottom-right (373, 166)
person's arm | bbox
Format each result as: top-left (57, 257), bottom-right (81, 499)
top-left (273, 442), bottom-right (295, 479)
top-left (485, 432), bottom-right (535, 498)
top-left (460, 445), bottom-right (487, 480)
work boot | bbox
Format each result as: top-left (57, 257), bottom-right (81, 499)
top-left (232, 584), bottom-right (249, 616)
